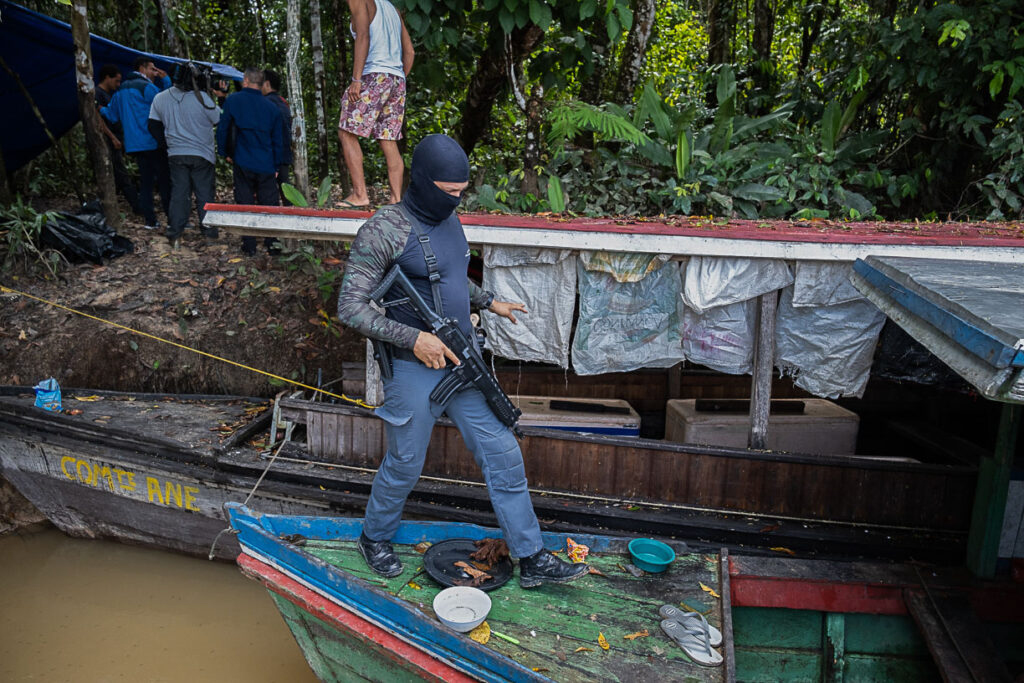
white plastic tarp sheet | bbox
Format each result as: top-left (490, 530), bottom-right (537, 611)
top-left (572, 254), bottom-right (683, 375)
top-left (681, 298), bottom-right (757, 375)
top-left (681, 256), bottom-right (793, 313)
top-left (481, 246), bottom-right (576, 367)
top-left (792, 261), bottom-right (864, 307)
top-left (774, 286), bottom-right (886, 398)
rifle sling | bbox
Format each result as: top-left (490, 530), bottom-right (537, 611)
top-left (394, 202), bottom-right (445, 318)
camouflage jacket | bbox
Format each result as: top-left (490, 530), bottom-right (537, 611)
top-left (336, 205), bottom-right (492, 350)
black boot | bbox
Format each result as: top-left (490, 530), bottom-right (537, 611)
top-left (519, 549), bottom-right (589, 589)
top-left (357, 532), bottom-right (403, 578)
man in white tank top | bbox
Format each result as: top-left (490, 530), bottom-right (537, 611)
top-left (339, 0), bottom-right (415, 208)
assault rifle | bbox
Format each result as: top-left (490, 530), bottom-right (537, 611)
top-left (369, 265), bottom-right (523, 437)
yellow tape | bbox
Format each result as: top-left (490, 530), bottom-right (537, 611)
top-left (0, 283), bottom-right (376, 409)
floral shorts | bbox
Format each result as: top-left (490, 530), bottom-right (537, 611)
top-left (338, 72), bottom-right (406, 141)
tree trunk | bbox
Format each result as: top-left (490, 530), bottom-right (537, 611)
top-left (71, 1), bottom-right (118, 224)
top-left (798, 0), bottom-right (827, 78)
top-left (254, 0), bottom-right (268, 66)
top-left (334, 0), bottom-right (351, 189)
top-left (521, 84), bottom-right (544, 197)
top-left (580, 17), bottom-right (611, 105)
top-left (612, 0), bottom-right (656, 104)
top-left (707, 0), bottom-right (734, 66)
top-left (751, 0), bottom-right (774, 109)
top-left (459, 24), bottom-right (543, 155)
top-left (156, 0), bottom-right (182, 57)
top-left (286, 0), bottom-right (310, 199)
top-left (309, 0), bottom-right (330, 181)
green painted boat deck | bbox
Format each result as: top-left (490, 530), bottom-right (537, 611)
top-left (301, 539), bottom-right (727, 682)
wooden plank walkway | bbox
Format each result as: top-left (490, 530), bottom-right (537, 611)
top-left (301, 538), bottom-right (730, 682)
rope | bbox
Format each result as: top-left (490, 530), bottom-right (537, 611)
top-left (208, 433), bottom-right (291, 560)
top-left (0, 283), bottom-right (377, 409)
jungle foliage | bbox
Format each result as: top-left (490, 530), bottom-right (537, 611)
top-left (11, 0), bottom-right (1024, 221)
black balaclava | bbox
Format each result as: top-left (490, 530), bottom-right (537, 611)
top-left (402, 134), bottom-right (470, 226)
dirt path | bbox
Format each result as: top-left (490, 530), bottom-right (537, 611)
top-left (0, 222), bottom-right (364, 397)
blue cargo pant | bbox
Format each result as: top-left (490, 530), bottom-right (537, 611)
top-left (365, 358), bottom-right (544, 559)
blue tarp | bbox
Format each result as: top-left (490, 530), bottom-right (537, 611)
top-left (0, 0), bottom-right (242, 172)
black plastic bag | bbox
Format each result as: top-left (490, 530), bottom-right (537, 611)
top-left (40, 202), bottom-right (134, 264)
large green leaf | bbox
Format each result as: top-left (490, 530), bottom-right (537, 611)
top-left (281, 183), bottom-right (309, 208)
top-left (821, 101), bottom-right (842, 154)
top-left (731, 183), bottom-right (784, 202)
top-left (316, 176), bottom-right (332, 208)
top-left (675, 129), bottom-right (691, 179)
top-left (547, 175), bottom-right (566, 212)
top-left (634, 81), bottom-right (674, 141)
top-left (529, 0), bottom-right (552, 29)
top-left (498, 7), bottom-right (515, 33)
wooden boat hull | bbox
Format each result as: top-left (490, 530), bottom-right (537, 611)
top-left (231, 506), bottom-right (1024, 682)
top-left (280, 397), bottom-right (977, 533)
top-left (0, 388), bottom-right (974, 562)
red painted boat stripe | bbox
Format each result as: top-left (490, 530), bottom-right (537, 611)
top-left (237, 553), bottom-right (476, 683)
top-left (203, 203), bottom-right (1024, 248)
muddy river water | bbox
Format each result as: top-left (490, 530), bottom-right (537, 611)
top-left (0, 527), bottom-right (318, 682)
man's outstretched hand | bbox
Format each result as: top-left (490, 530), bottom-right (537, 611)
top-left (489, 300), bottom-right (527, 324)
top-left (414, 331), bottom-right (461, 370)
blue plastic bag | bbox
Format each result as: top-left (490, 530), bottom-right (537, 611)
top-left (33, 378), bottom-right (62, 412)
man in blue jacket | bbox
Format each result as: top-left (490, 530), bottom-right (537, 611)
top-left (217, 67), bottom-right (284, 255)
top-left (101, 57), bottom-right (171, 230)
top-left (261, 68), bottom-right (293, 204)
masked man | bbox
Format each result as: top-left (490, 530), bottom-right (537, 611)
top-left (337, 134), bottom-right (589, 589)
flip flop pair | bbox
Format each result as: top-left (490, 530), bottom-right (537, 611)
top-left (658, 604), bottom-right (723, 667)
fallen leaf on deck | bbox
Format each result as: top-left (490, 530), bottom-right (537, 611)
top-left (760, 524), bottom-right (781, 533)
top-left (469, 621), bottom-right (490, 644)
top-left (407, 581), bottom-right (421, 590)
top-left (652, 646), bottom-right (664, 656)
top-left (588, 567), bottom-right (606, 577)
top-left (228, 258), bottom-right (242, 264)
top-left (574, 647), bottom-right (592, 653)
top-left (624, 630), bottom-right (649, 640)
top-left (413, 542), bottom-right (432, 553)
top-left (74, 395), bottom-right (103, 401)
top-left (699, 582), bottom-right (721, 599)
top-left (64, 409), bottom-right (83, 416)
top-left (598, 633), bottom-right (610, 650)
top-left (770, 546), bottom-right (796, 556)
top-left (532, 668), bottom-right (549, 673)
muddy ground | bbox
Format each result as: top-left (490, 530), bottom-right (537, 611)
top-left (0, 216), bottom-right (366, 398)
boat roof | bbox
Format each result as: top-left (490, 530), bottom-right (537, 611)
top-left (203, 204), bottom-right (1024, 263)
top-left (852, 256), bottom-right (1024, 403)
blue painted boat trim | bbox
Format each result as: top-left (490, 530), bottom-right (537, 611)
top-left (853, 259), bottom-right (1020, 369)
top-left (226, 503), bottom-right (630, 683)
top-left (226, 502), bottom-right (628, 552)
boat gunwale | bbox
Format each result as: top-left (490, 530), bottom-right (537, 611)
top-left (228, 503), bottom-right (553, 683)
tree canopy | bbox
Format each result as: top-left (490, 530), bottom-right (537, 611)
top-left (12, 0), bottom-right (1024, 220)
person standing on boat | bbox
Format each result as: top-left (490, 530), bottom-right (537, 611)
top-left (337, 134), bottom-right (589, 589)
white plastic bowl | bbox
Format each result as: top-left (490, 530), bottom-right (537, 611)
top-left (432, 586), bottom-right (492, 632)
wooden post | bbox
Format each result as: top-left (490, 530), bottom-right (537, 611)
top-left (748, 290), bottom-right (778, 449)
top-left (966, 402), bottom-right (1021, 577)
top-left (70, 0), bottom-right (120, 227)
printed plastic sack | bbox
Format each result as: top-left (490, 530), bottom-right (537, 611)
top-left (40, 202), bottom-right (134, 265)
top-left (572, 257), bottom-right (684, 375)
top-left (33, 377), bottom-right (62, 412)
